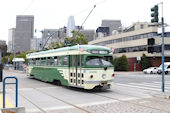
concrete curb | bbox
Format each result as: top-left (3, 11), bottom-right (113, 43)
top-left (115, 71), bottom-right (143, 75)
top-left (152, 92), bottom-right (170, 99)
top-left (1, 107), bottom-right (25, 113)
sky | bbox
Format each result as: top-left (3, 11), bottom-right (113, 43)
top-left (0, 0), bottom-right (170, 43)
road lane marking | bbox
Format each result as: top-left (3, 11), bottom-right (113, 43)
top-left (78, 100), bottom-right (118, 107)
top-left (0, 93), bottom-right (14, 108)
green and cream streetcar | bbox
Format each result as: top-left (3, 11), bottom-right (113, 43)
top-left (26, 45), bottom-right (114, 90)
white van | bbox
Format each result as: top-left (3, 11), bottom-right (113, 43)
top-left (157, 62), bottom-right (170, 74)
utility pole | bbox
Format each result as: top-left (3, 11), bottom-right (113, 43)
top-left (160, 2), bottom-right (165, 92)
top-left (151, 2), bottom-right (164, 92)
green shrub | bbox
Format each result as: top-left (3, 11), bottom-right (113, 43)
top-left (114, 55), bottom-right (128, 71)
top-left (140, 53), bottom-right (152, 70)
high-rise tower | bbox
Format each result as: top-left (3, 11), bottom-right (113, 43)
top-left (67, 16), bottom-right (75, 37)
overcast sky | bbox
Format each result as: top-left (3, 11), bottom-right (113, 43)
top-left (1, 0), bottom-right (170, 43)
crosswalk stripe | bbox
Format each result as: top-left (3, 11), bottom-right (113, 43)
top-left (116, 83), bottom-right (170, 92)
top-left (153, 81), bottom-right (170, 85)
top-left (128, 83), bottom-right (170, 90)
top-left (141, 82), bottom-right (170, 87)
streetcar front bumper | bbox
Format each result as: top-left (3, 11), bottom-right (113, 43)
top-left (84, 79), bottom-right (114, 89)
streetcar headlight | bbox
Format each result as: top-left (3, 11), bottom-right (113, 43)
top-left (90, 75), bottom-right (93, 78)
top-left (102, 74), bottom-right (106, 79)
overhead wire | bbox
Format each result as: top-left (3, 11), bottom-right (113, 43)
top-left (21, 0), bottom-right (35, 14)
top-left (54, 0), bottom-right (107, 28)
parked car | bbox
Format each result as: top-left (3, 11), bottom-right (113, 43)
top-left (157, 62), bottom-right (170, 74)
top-left (143, 67), bottom-right (158, 74)
top-left (165, 68), bottom-right (170, 75)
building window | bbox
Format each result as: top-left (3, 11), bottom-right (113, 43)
top-left (113, 45), bottom-right (147, 53)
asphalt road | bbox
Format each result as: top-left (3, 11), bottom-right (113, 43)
top-left (1, 70), bottom-right (170, 113)
top-left (115, 72), bottom-right (170, 84)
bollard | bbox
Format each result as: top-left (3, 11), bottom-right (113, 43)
top-left (3, 76), bottom-right (18, 108)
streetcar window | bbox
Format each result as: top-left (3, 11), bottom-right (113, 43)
top-left (27, 59), bottom-right (31, 65)
top-left (63, 56), bottom-right (68, 66)
top-left (90, 50), bottom-right (109, 54)
top-left (70, 56), bottom-right (77, 67)
top-left (36, 58), bottom-right (40, 66)
top-left (32, 59), bottom-right (36, 65)
top-left (57, 57), bottom-right (62, 66)
top-left (47, 57), bottom-right (54, 66)
top-left (86, 56), bottom-right (113, 66)
top-left (54, 56), bottom-right (58, 66)
top-left (70, 55), bottom-right (84, 67)
top-left (41, 57), bottom-right (46, 66)
top-left (86, 58), bottom-right (100, 66)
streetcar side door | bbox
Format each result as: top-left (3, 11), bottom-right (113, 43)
top-left (69, 55), bottom-right (83, 87)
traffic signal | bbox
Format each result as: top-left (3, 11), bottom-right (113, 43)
top-left (151, 5), bottom-right (159, 23)
top-left (147, 38), bottom-right (161, 53)
top-left (148, 46), bottom-right (161, 53)
top-left (148, 38), bottom-right (155, 45)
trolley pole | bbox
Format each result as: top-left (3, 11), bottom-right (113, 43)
top-left (41, 30), bottom-right (44, 50)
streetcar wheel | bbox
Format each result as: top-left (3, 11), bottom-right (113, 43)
top-left (53, 80), bottom-right (62, 86)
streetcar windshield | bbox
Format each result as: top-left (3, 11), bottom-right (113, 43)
top-left (86, 56), bottom-right (113, 67)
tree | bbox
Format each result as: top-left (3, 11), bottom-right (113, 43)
top-left (16, 52), bottom-right (27, 61)
top-left (114, 55), bottom-right (128, 71)
top-left (140, 53), bottom-right (152, 70)
top-left (65, 30), bottom-right (88, 45)
top-left (48, 42), bottom-right (64, 49)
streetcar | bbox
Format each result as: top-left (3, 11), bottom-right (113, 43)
top-left (26, 45), bottom-right (115, 90)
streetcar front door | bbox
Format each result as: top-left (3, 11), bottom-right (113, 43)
top-left (69, 55), bottom-right (83, 87)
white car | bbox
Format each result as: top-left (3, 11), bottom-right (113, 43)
top-left (157, 62), bottom-right (170, 74)
top-left (143, 67), bottom-right (158, 74)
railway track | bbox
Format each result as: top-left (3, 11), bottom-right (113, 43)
top-left (4, 78), bottom-right (170, 113)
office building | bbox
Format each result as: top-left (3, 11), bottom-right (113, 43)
top-left (89, 22), bottom-right (170, 71)
top-left (0, 40), bottom-right (7, 59)
top-left (31, 26), bottom-right (67, 50)
top-left (14, 15), bottom-right (34, 52)
top-left (79, 29), bottom-right (95, 42)
top-left (96, 27), bottom-right (110, 38)
top-left (30, 38), bottom-right (42, 51)
top-left (8, 28), bottom-right (15, 53)
top-left (102, 20), bottom-right (121, 35)
top-left (42, 29), bottom-right (59, 48)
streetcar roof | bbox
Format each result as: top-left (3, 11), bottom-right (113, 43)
top-left (26, 45), bottom-right (111, 58)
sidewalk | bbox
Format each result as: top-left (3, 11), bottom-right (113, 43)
top-left (4, 68), bottom-right (26, 74)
